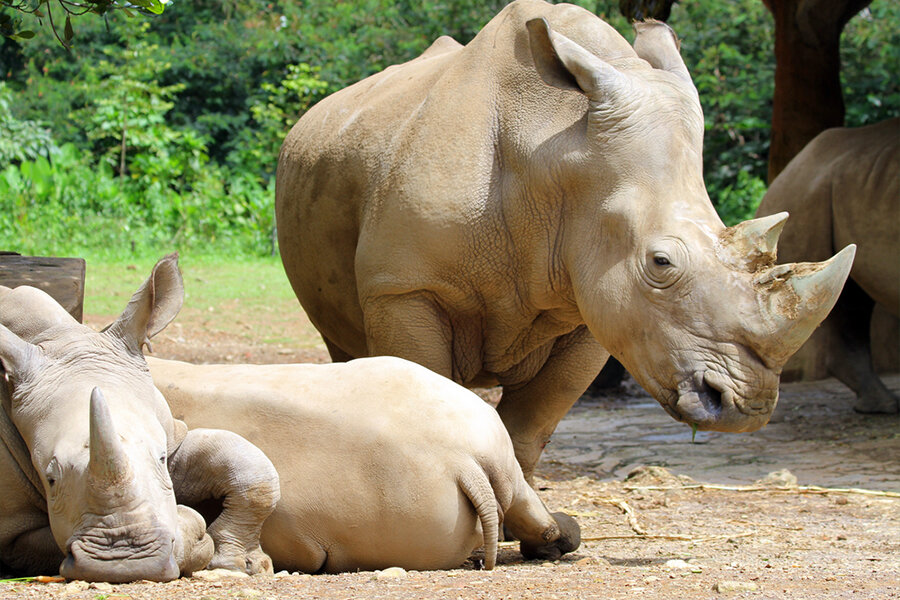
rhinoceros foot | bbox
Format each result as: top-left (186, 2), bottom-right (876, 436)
top-left (852, 386), bottom-right (900, 415)
top-left (519, 511), bottom-right (581, 561)
top-left (208, 544), bottom-right (273, 576)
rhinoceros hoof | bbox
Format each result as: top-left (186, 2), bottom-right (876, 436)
top-left (209, 547), bottom-right (273, 575)
top-left (519, 512), bottom-right (581, 561)
top-left (853, 389), bottom-right (900, 415)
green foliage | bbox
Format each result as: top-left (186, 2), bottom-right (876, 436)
top-left (667, 0), bottom-right (774, 224)
top-left (228, 63), bottom-right (329, 180)
top-left (841, 3), bottom-right (900, 127)
top-left (0, 81), bottom-right (58, 162)
top-left (0, 0), bottom-right (896, 258)
top-left (0, 0), bottom-right (165, 46)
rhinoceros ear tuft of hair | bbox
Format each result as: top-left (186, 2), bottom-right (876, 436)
top-left (104, 253), bottom-right (185, 355)
top-left (526, 17), bottom-right (630, 102)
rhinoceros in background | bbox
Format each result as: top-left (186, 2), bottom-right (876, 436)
top-left (756, 117), bottom-right (899, 414)
top-left (147, 355), bottom-right (580, 573)
top-left (275, 0), bottom-right (855, 479)
top-left (0, 255), bottom-right (279, 582)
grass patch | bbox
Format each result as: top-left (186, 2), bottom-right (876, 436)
top-left (84, 254), bottom-right (326, 350)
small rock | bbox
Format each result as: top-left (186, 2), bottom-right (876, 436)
top-left (714, 580), bottom-right (759, 594)
top-left (665, 559), bottom-right (693, 570)
top-left (644, 576), bottom-right (660, 583)
top-left (541, 562), bottom-right (556, 568)
top-left (64, 580), bottom-right (90, 593)
top-left (89, 582), bottom-right (114, 592)
top-left (235, 588), bottom-right (264, 599)
top-left (374, 566), bottom-right (407, 580)
top-left (574, 556), bottom-right (610, 567)
top-left (192, 568), bottom-right (251, 580)
top-left (755, 469), bottom-right (798, 488)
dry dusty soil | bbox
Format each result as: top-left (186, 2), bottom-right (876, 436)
top-left (3, 303), bottom-right (898, 600)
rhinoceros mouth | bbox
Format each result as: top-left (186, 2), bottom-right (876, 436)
top-left (60, 525), bottom-right (178, 582)
top-left (664, 370), bottom-right (774, 433)
top-left (672, 370), bottom-right (731, 426)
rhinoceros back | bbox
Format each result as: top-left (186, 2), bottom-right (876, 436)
top-left (275, 0), bottom-right (638, 362)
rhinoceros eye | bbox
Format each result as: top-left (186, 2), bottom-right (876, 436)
top-left (642, 239), bottom-right (687, 289)
top-left (45, 457), bottom-right (61, 492)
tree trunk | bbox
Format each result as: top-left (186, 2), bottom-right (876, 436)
top-left (762, 0), bottom-right (871, 182)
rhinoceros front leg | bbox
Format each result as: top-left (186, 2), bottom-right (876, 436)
top-left (168, 427), bottom-right (280, 575)
top-left (0, 449), bottom-right (61, 575)
top-left (496, 326), bottom-right (609, 482)
top-left (826, 280), bottom-right (899, 414)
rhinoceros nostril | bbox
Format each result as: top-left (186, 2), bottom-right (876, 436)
top-left (702, 370), bottom-right (736, 412)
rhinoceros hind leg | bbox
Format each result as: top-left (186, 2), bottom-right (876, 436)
top-left (169, 427), bottom-right (280, 575)
top-left (519, 512), bottom-right (581, 561)
top-left (503, 480), bottom-right (581, 562)
top-left (825, 281), bottom-right (899, 414)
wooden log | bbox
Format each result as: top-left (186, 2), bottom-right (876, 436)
top-left (0, 255), bottom-right (86, 323)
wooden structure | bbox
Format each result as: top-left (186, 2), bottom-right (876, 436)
top-left (0, 253), bottom-right (86, 323)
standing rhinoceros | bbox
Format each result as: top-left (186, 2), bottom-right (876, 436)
top-left (0, 255), bottom-right (279, 582)
top-left (756, 117), bottom-right (899, 414)
top-left (147, 355), bottom-right (580, 573)
top-left (275, 0), bottom-right (855, 479)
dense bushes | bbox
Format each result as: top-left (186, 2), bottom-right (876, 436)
top-left (0, 0), bottom-right (897, 258)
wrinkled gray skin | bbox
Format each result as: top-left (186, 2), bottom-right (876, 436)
top-left (757, 118), bottom-right (899, 414)
top-left (148, 355), bottom-right (579, 573)
top-left (276, 0), bottom-right (856, 480)
top-left (0, 255), bottom-right (279, 582)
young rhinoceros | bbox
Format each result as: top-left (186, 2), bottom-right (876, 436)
top-left (0, 255), bottom-right (279, 582)
top-left (147, 355), bottom-right (581, 572)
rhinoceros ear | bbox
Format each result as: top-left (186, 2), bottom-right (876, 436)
top-left (527, 17), bottom-right (632, 102)
top-left (0, 323), bottom-right (44, 386)
top-left (104, 253), bottom-right (184, 355)
top-left (632, 20), bottom-right (693, 87)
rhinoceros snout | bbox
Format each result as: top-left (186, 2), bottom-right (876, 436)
top-left (59, 529), bottom-right (179, 583)
top-left (672, 370), bottom-right (776, 433)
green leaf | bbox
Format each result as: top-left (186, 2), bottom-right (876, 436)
top-left (691, 422), bottom-right (698, 443)
top-left (13, 30), bottom-right (36, 40)
top-left (64, 15), bottom-right (73, 45)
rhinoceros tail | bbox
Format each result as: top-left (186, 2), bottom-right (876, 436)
top-left (458, 467), bottom-right (500, 570)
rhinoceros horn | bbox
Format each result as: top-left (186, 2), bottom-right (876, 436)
top-left (754, 244), bottom-right (857, 367)
top-left (719, 212), bottom-right (789, 271)
top-left (88, 387), bottom-right (133, 485)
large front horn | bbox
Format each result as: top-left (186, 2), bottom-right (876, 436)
top-left (89, 387), bottom-right (132, 484)
top-left (755, 244), bottom-right (856, 367)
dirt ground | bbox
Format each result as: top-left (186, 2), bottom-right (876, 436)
top-left (4, 307), bottom-right (897, 600)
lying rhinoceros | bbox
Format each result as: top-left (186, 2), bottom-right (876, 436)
top-left (0, 255), bottom-right (279, 582)
top-left (147, 355), bottom-right (580, 573)
top-left (275, 0), bottom-right (856, 479)
top-left (756, 117), bottom-right (899, 413)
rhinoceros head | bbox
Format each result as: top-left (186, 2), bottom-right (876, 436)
top-left (0, 254), bottom-right (212, 582)
top-left (528, 19), bottom-right (855, 432)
